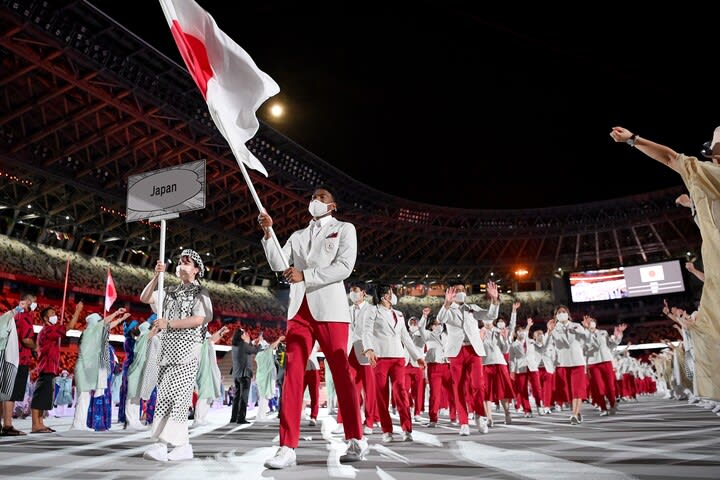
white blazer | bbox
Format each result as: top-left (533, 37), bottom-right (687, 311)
top-left (550, 321), bottom-right (589, 367)
top-left (348, 301), bottom-right (371, 364)
top-left (404, 327), bottom-right (426, 367)
top-left (539, 338), bottom-right (557, 374)
top-left (364, 306), bottom-right (423, 361)
top-left (586, 330), bottom-right (622, 365)
top-left (482, 328), bottom-right (509, 365)
top-left (418, 314), bottom-right (450, 364)
top-left (262, 216), bottom-right (356, 322)
top-left (525, 336), bottom-right (548, 372)
top-left (508, 339), bottom-right (528, 373)
top-left (437, 302), bottom-right (499, 358)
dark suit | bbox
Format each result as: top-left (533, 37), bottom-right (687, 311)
top-left (230, 341), bottom-right (259, 422)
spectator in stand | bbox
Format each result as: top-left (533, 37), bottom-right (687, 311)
top-left (32, 302), bottom-right (84, 433)
top-left (611, 125), bottom-right (720, 401)
top-left (1, 292), bottom-right (37, 436)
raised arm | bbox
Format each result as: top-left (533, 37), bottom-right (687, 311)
top-left (140, 261), bottom-right (165, 304)
top-left (685, 262), bottom-right (705, 282)
top-left (609, 126), bottom-right (682, 173)
top-left (66, 301), bottom-right (84, 330)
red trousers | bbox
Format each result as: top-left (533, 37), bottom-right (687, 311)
top-left (514, 371), bottom-right (543, 412)
top-left (588, 361), bottom-right (617, 411)
top-left (337, 348), bottom-right (376, 428)
top-left (427, 363), bottom-right (455, 422)
top-left (557, 365), bottom-right (587, 400)
top-left (449, 345), bottom-right (486, 425)
top-left (405, 365), bottom-right (425, 416)
top-left (303, 369), bottom-right (320, 419)
top-left (374, 358), bottom-right (412, 433)
top-left (280, 299), bottom-right (362, 448)
top-left (538, 367), bottom-right (554, 408)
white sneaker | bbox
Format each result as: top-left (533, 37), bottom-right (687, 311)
top-left (332, 423), bottom-right (344, 434)
top-left (381, 432), bottom-right (393, 443)
top-left (167, 443), bottom-right (193, 461)
top-left (340, 438), bottom-right (368, 462)
top-left (476, 417), bottom-right (489, 434)
top-left (459, 424), bottom-right (470, 436)
top-left (599, 410), bottom-right (609, 417)
top-left (143, 443), bottom-right (168, 462)
top-left (402, 431), bottom-right (413, 442)
top-left (450, 420), bottom-right (459, 426)
top-left (264, 446), bottom-right (297, 469)
top-left (427, 421), bottom-right (437, 428)
top-left (309, 418), bottom-right (317, 426)
top-left (570, 415), bottom-right (579, 425)
top-left (413, 415), bottom-right (423, 423)
top-left (363, 426), bottom-right (373, 435)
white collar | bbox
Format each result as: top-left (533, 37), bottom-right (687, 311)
top-left (310, 215), bottom-right (333, 229)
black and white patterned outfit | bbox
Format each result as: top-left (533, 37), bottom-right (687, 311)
top-left (150, 280), bottom-right (213, 447)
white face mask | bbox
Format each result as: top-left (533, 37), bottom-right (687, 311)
top-left (30, 302), bottom-right (37, 311)
top-left (308, 199), bottom-right (329, 218)
top-left (48, 315), bottom-right (58, 325)
top-left (589, 321), bottom-right (596, 329)
top-left (556, 312), bottom-right (569, 323)
top-left (390, 293), bottom-right (398, 306)
top-left (349, 291), bottom-right (361, 303)
top-left (518, 331), bottom-right (526, 339)
top-left (483, 320), bottom-right (494, 329)
top-left (453, 292), bottom-right (466, 303)
top-left (497, 321), bottom-right (506, 329)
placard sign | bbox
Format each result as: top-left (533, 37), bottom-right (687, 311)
top-left (126, 160), bottom-right (206, 222)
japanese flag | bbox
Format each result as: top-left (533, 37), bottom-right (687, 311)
top-left (639, 265), bottom-right (665, 283)
top-left (105, 268), bottom-right (117, 313)
top-left (159, 0), bottom-right (280, 176)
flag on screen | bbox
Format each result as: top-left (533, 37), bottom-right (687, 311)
top-left (159, 0), bottom-right (279, 177)
top-left (639, 265), bottom-right (665, 283)
top-left (105, 268), bottom-right (117, 313)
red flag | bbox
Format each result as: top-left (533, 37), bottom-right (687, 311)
top-left (159, 0), bottom-right (279, 177)
top-left (105, 268), bottom-right (117, 314)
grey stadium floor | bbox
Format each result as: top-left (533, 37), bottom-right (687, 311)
top-left (1, 395), bottom-right (718, 480)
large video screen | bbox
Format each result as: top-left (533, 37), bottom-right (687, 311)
top-left (624, 260), bottom-right (685, 297)
top-left (569, 267), bottom-right (627, 303)
top-left (569, 260), bottom-right (685, 303)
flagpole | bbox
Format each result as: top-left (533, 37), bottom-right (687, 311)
top-left (104, 268), bottom-right (109, 316)
top-left (233, 159), bottom-right (289, 270)
top-left (215, 113), bottom-right (289, 270)
top-left (157, 219), bottom-right (167, 319)
top-left (59, 256), bottom-right (70, 324)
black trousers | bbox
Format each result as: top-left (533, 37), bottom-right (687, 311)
top-left (230, 377), bottom-right (251, 422)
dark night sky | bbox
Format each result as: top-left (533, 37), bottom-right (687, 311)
top-left (92, 1), bottom-right (717, 209)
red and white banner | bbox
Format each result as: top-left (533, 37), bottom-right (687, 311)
top-left (159, 0), bottom-right (279, 176)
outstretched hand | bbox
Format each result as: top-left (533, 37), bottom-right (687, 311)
top-left (610, 126), bottom-right (633, 143)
